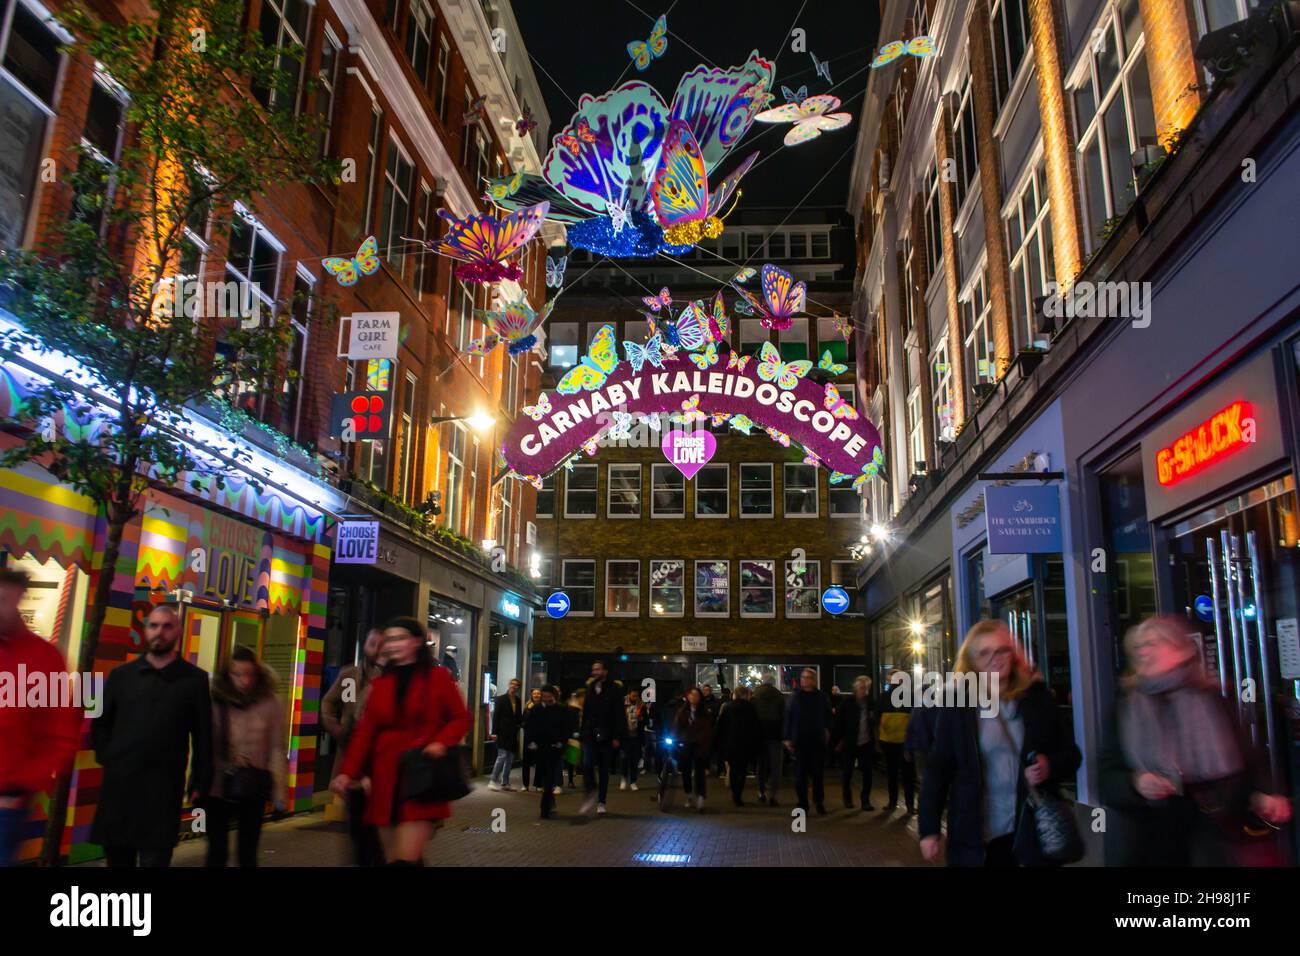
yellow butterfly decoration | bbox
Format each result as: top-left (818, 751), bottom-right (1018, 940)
top-left (765, 425), bottom-right (791, 447)
top-left (556, 325), bottom-right (619, 395)
top-left (729, 414), bottom-right (755, 434)
top-left (689, 343), bottom-right (719, 370)
top-left (818, 350), bottom-right (848, 376)
top-left (824, 384), bottom-right (859, 420)
top-left (627, 14), bottom-right (668, 71)
top-left (673, 395), bottom-right (706, 424)
top-left (486, 171), bottom-right (524, 203)
top-left (755, 341), bottom-right (812, 390)
top-left (727, 351), bottom-right (751, 373)
top-left (323, 236), bottom-right (381, 286)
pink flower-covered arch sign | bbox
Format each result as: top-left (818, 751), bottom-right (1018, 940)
top-left (500, 325), bottom-right (885, 490)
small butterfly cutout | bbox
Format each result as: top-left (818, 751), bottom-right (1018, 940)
top-left (627, 14), bottom-right (668, 71)
top-left (818, 350), bottom-right (848, 375)
top-left (803, 451), bottom-right (822, 468)
top-left (729, 414), bottom-right (755, 435)
top-left (463, 95), bottom-right (487, 126)
top-left (689, 343), bottom-right (719, 370)
top-left (607, 199), bottom-right (630, 235)
top-left (727, 352), bottom-right (751, 373)
top-left (673, 394), bottom-right (706, 424)
top-left (810, 51), bottom-right (832, 83)
top-left (642, 287), bottom-right (673, 312)
top-left (824, 383), bottom-right (858, 420)
top-left (515, 108), bottom-right (537, 137)
top-left (322, 236), bottom-right (381, 286)
top-left (781, 84), bottom-right (808, 104)
top-left (523, 393), bottom-right (552, 421)
top-left (546, 254), bottom-right (568, 288)
top-left (765, 426), bottom-right (791, 447)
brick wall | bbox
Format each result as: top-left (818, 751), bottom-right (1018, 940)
top-left (1137, 0), bottom-right (1203, 143)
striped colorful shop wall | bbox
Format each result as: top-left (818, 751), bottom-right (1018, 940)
top-left (286, 543), bottom-right (333, 809)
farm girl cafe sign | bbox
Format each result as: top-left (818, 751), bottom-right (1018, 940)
top-left (499, 324), bottom-right (885, 487)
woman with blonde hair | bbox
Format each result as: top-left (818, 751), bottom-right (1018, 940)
top-left (1099, 616), bottom-right (1290, 865)
top-left (919, 619), bottom-right (1080, 866)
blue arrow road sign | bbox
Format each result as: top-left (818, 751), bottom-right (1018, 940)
top-left (1193, 594), bottom-right (1214, 623)
top-left (821, 586), bottom-right (850, 615)
top-left (545, 591), bottom-right (571, 619)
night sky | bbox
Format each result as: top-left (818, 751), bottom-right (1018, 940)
top-left (509, 0), bottom-right (880, 210)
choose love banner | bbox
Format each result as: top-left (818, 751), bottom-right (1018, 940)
top-left (502, 353), bottom-right (884, 485)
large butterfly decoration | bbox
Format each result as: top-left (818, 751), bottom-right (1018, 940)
top-left (754, 94), bottom-right (852, 147)
top-left (414, 202), bottom-right (549, 284)
top-left (810, 51), bottom-right (832, 83)
top-left (624, 334), bottom-right (668, 373)
top-left (628, 14), bottom-right (669, 71)
top-left (730, 263), bottom-right (807, 331)
top-left (522, 393), bottom-right (552, 421)
top-left (755, 340), bottom-right (813, 390)
top-left (486, 171), bottom-right (524, 203)
top-left (323, 235), bottom-right (381, 286)
top-left (647, 300), bottom-right (707, 352)
top-left (823, 383), bottom-right (859, 420)
top-left (871, 36), bottom-right (936, 69)
top-left (705, 291), bottom-right (730, 344)
top-left (817, 350), bottom-right (848, 376)
top-left (556, 324), bottom-right (619, 394)
top-left (642, 287), bottom-right (673, 312)
top-left (465, 299), bottom-right (555, 356)
top-left (515, 108), bottom-right (538, 137)
top-left (546, 253), bottom-right (568, 288)
top-left (781, 84), bottom-right (808, 104)
top-left (651, 120), bottom-right (759, 248)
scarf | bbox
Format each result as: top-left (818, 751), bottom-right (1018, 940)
top-left (1119, 661), bottom-right (1242, 784)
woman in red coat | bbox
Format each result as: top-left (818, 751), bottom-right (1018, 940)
top-left (331, 617), bottom-right (471, 864)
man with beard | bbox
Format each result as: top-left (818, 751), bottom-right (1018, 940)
top-left (321, 628), bottom-right (384, 865)
top-left (91, 604), bottom-right (212, 867)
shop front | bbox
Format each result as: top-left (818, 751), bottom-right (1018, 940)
top-left (1092, 347), bottom-right (1300, 859)
top-left (481, 590), bottom-right (531, 770)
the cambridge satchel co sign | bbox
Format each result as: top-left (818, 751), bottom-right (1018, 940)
top-left (499, 324), bottom-right (885, 488)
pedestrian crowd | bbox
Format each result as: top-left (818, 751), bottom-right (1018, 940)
top-left (0, 559), bottom-right (1290, 869)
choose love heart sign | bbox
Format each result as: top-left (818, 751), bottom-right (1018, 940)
top-left (662, 429), bottom-right (717, 479)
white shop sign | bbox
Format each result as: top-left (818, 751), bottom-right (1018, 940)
top-left (338, 312), bottom-right (400, 360)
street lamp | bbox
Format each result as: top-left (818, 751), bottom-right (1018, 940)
top-left (430, 411), bottom-right (496, 432)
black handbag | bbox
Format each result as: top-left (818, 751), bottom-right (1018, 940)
top-left (993, 711), bottom-right (1084, 866)
top-left (397, 745), bottom-right (471, 803)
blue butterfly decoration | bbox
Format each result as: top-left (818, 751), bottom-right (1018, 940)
top-left (781, 84), bottom-right (808, 104)
top-left (546, 254), bottom-right (568, 288)
top-left (811, 51), bottom-right (832, 83)
top-left (624, 335), bottom-right (667, 373)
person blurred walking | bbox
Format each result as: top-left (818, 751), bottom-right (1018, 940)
top-left (672, 687), bottom-right (714, 811)
top-left (579, 661), bottom-right (623, 815)
top-left (524, 686), bottom-right (569, 819)
top-left (206, 646), bottom-right (287, 867)
top-left (783, 668), bottom-right (833, 815)
top-left (919, 620), bottom-right (1080, 867)
top-left (331, 618), bottom-right (471, 865)
top-left (752, 675), bottom-right (786, 806)
top-left (715, 685), bottom-right (760, 806)
top-left (878, 671), bottom-right (915, 815)
top-left (0, 569), bottom-right (81, 867)
top-left (488, 677), bottom-right (523, 792)
top-left (321, 628), bottom-right (384, 865)
top-left (620, 687), bottom-right (647, 791)
top-left (833, 676), bottom-right (875, 810)
top-left (91, 603), bottom-right (212, 868)
top-left (563, 690), bottom-right (583, 790)
top-left (1100, 616), bottom-right (1291, 866)
top-left (520, 688), bottom-right (543, 791)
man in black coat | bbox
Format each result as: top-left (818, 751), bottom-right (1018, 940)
top-left (488, 677), bottom-right (523, 791)
top-left (91, 604), bottom-right (212, 867)
top-left (832, 676), bottom-right (876, 810)
top-left (783, 668), bottom-right (834, 814)
top-left (579, 660), bottom-right (623, 814)
top-left (524, 686), bottom-right (571, 818)
top-left (714, 686), bottom-right (760, 806)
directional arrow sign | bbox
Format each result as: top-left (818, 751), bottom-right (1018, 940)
top-left (821, 586), bottom-right (850, 616)
top-left (545, 591), bottom-right (571, 619)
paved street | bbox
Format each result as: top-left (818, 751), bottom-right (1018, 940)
top-left (87, 773), bottom-right (928, 868)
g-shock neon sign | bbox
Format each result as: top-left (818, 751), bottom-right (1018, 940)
top-left (1155, 401), bottom-right (1256, 487)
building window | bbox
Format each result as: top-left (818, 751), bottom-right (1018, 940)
top-left (816, 316), bottom-right (850, 369)
top-left (830, 561), bottom-right (864, 615)
top-left (453, 278), bottom-right (475, 351)
top-left (1196, 0), bottom-right (1260, 34)
top-left (931, 336), bottom-right (955, 442)
top-left (445, 422), bottom-right (466, 531)
top-left (562, 560), bottom-right (596, 615)
top-left (504, 354), bottom-right (518, 416)
top-left (499, 483), bottom-right (513, 562)
top-left (783, 463), bottom-right (818, 517)
top-left (1073, 0), bottom-right (1156, 250)
top-left (605, 560), bottom-right (640, 617)
top-left (282, 272), bottom-right (312, 440)
top-left (536, 473), bottom-right (554, 518)
top-left (71, 75), bottom-right (126, 236)
top-left (651, 464), bottom-right (685, 517)
top-left (363, 105), bottom-right (383, 234)
top-left (434, 34), bottom-right (450, 121)
top-left (255, 0), bottom-right (311, 113)
top-left (399, 372), bottom-right (417, 501)
top-left (779, 318), bottom-right (809, 362)
top-left (740, 463), bottom-right (773, 517)
top-left (694, 560), bottom-right (730, 617)
top-left (649, 560), bottom-right (685, 617)
top-left (695, 464), bottom-right (728, 517)
top-left (901, 233), bottom-right (918, 334)
top-left (314, 29), bottom-right (341, 157)
top-left (810, 231), bottom-right (830, 258)
top-left (907, 388), bottom-right (926, 474)
top-left (1006, 157), bottom-right (1055, 349)
top-left (784, 559), bottom-right (821, 618)
top-left (608, 463), bottom-right (641, 517)
top-left (961, 266), bottom-right (994, 395)
top-left (564, 463), bottom-right (598, 517)
top-left (767, 233), bottom-right (786, 258)
top-left (829, 480), bottom-right (859, 518)
top-left (952, 75), bottom-right (979, 212)
top-left (740, 560), bottom-right (776, 617)
top-left (739, 319), bottom-right (768, 353)
top-left (467, 436), bottom-right (480, 536)
top-left (379, 136), bottom-right (415, 277)
top-left (788, 232), bottom-right (807, 258)
top-left (990, 0), bottom-right (1031, 108)
top-left (461, 88), bottom-right (475, 165)
top-left (923, 161), bottom-right (943, 279)
top-left (225, 209), bottom-right (281, 305)
top-left (0, 0), bottom-right (60, 247)
top-left (548, 323), bottom-right (578, 368)
top-left (406, 0), bottom-right (433, 84)
top-left (911, 0), bottom-right (929, 35)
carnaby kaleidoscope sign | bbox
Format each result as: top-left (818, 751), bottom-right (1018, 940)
top-left (500, 324), bottom-right (885, 488)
